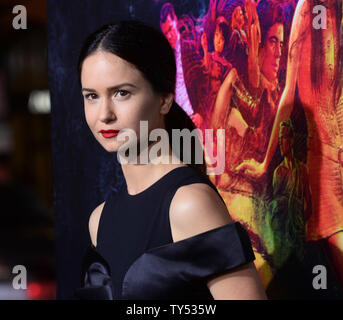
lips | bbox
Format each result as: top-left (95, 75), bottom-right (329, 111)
top-left (99, 130), bottom-right (120, 138)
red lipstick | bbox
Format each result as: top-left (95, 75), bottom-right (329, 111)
top-left (99, 130), bottom-right (120, 138)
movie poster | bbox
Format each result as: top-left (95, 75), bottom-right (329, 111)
top-left (156, 0), bottom-right (343, 298)
top-left (47, 0), bottom-right (343, 299)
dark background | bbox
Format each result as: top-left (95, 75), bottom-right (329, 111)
top-left (0, 0), bottom-right (55, 299)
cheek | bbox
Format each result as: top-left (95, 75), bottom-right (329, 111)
top-left (266, 45), bottom-right (275, 60)
top-left (220, 39), bottom-right (224, 49)
top-left (84, 105), bottom-right (97, 130)
top-left (145, 102), bottom-right (164, 132)
top-left (121, 97), bottom-right (160, 132)
top-left (261, 51), bottom-right (272, 71)
top-left (140, 105), bottom-right (161, 130)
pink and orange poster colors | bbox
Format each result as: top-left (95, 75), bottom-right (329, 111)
top-left (159, 0), bottom-right (343, 297)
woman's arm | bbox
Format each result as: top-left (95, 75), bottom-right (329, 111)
top-left (88, 201), bottom-right (105, 247)
top-left (247, 18), bottom-right (261, 89)
top-left (206, 261), bottom-right (267, 300)
top-left (227, 107), bottom-right (249, 137)
top-left (210, 68), bottom-right (238, 130)
top-left (201, 32), bottom-right (210, 70)
top-left (169, 183), bottom-right (267, 299)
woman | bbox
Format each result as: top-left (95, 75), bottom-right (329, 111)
top-left (201, 16), bottom-right (232, 128)
top-left (74, 20), bottom-right (266, 300)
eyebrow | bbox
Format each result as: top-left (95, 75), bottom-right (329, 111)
top-left (269, 36), bottom-right (283, 44)
top-left (81, 83), bottom-right (138, 93)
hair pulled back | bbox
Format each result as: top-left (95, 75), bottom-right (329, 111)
top-left (78, 20), bottom-right (207, 176)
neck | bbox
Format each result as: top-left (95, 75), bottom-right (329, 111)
top-left (261, 72), bottom-right (278, 92)
top-left (120, 143), bottom-right (186, 195)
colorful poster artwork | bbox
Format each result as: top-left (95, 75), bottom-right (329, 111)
top-left (159, 0), bottom-right (343, 298)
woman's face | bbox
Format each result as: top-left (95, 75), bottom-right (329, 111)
top-left (214, 25), bottom-right (225, 53)
top-left (233, 7), bottom-right (244, 29)
top-left (238, 8), bottom-right (244, 27)
top-left (81, 51), bottom-right (171, 153)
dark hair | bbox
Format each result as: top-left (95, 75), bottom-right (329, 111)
top-left (160, 2), bottom-right (177, 23)
top-left (216, 17), bottom-right (230, 41)
top-left (257, 0), bottom-right (285, 47)
top-left (78, 20), bottom-right (207, 177)
top-left (215, 16), bottom-right (231, 58)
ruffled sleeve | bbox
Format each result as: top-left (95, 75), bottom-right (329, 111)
top-left (122, 222), bottom-right (255, 300)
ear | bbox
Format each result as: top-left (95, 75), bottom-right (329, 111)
top-left (159, 92), bottom-right (174, 115)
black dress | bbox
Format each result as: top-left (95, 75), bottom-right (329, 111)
top-left (75, 166), bottom-right (255, 300)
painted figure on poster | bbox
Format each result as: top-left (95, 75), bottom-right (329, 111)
top-left (209, 0), bottom-right (285, 192)
top-left (201, 16), bottom-right (232, 127)
top-left (158, 0), bottom-right (343, 294)
top-left (237, 0), bottom-right (343, 287)
top-left (160, 2), bottom-right (194, 117)
top-left (206, 0), bottom-right (286, 284)
top-left (266, 120), bottom-right (311, 269)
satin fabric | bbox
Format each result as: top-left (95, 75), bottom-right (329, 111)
top-left (74, 244), bottom-right (114, 300)
top-left (75, 222), bottom-right (255, 300)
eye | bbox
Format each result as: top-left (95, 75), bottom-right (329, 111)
top-left (84, 93), bottom-right (98, 101)
top-left (115, 90), bottom-right (130, 99)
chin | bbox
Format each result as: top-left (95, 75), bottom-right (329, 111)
top-left (98, 140), bottom-right (121, 153)
top-left (103, 145), bottom-right (120, 153)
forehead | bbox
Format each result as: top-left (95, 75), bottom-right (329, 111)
top-left (81, 51), bottom-right (143, 87)
top-left (267, 23), bottom-right (284, 41)
top-left (234, 6), bottom-right (243, 15)
top-left (162, 15), bottom-right (175, 28)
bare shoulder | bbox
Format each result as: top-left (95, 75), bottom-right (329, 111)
top-left (222, 67), bottom-right (238, 88)
top-left (169, 183), bottom-right (233, 242)
top-left (88, 201), bottom-right (105, 247)
top-left (289, 0), bottom-right (311, 45)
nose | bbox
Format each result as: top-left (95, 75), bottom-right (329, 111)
top-left (99, 98), bottom-right (116, 124)
top-left (275, 43), bottom-right (282, 59)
